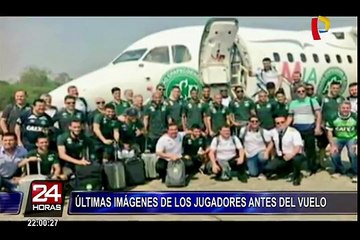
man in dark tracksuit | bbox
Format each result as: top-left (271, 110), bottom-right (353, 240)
top-left (255, 90), bottom-right (275, 130)
top-left (0, 90), bottom-right (31, 135)
top-left (272, 91), bottom-right (289, 118)
top-left (182, 124), bottom-right (209, 174)
top-left (318, 81), bottom-right (345, 169)
top-left (206, 94), bottom-right (230, 137)
top-left (143, 92), bottom-right (170, 153)
top-left (15, 99), bottom-right (53, 152)
top-left (182, 88), bottom-right (207, 133)
top-left (165, 86), bottom-right (184, 131)
top-left (119, 108), bottom-right (144, 153)
top-left (57, 120), bottom-right (93, 178)
top-left (53, 95), bottom-right (87, 134)
top-left (93, 104), bottom-right (120, 163)
top-left (228, 86), bottom-right (255, 135)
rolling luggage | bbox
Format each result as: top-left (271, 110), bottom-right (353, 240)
top-left (124, 157), bottom-right (146, 186)
top-left (103, 143), bottom-right (126, 190)
top-left (142, 138), bottom-right (158, 179)
top-left (165, 159), bottom-right (186, 187)
top-left (74, 149), bottom-right (103, 191)
top-left (18, 160), bottom-right (47, 214)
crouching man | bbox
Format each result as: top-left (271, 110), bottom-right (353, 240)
top-left (182, 124), bottom-right (209, 174)
top-left (155, 123), bottom-right (193, 183)
top-left (22, 134), bottom-right (63, 180)
top-left (264, 115), bottom-right (305, 186)
top-left (239, 115), bottom-right (273, 179)
top-left (208, 125), bottom-right (248, 182)
top-left (57, 120), bottom-right (92, 180)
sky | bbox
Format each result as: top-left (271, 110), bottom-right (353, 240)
top-left (0, 17), bottom-right (357, 81)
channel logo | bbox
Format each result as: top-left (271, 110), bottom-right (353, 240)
top-left (311, 16), bottom-right (330, 40)
top-left (24, 181), bottom-right (64, 217)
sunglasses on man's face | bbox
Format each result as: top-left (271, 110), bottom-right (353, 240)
top-left (297, 90), bottom-right (305, 94)
top-left (96, 101), bottom-right (105, 104)
top-left (306, 88), bottom-right (314, 91)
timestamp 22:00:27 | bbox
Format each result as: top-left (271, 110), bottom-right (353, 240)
top-left (27, 218), bottom-right (59, 227)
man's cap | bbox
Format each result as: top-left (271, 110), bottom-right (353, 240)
top-left (126, 108), bottom-right (138, 117)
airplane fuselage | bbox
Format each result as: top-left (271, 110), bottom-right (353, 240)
top-left (49, 21), bottom-right (357, 110)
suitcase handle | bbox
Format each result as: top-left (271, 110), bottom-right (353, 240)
top-left (113, 142), bottom-right (120, 162)
top-left (144, 138), bottom-right (150, 153)
top-left (25, 156), bottom-right (42, 176)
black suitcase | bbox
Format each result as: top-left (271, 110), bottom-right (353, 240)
top-left (75, 161), bottom-right (103, 191)
top-left (74, 149), bottom-right (103, 191)
top-left (124, 157), bottom-right (146, 186)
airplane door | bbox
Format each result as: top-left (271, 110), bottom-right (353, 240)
top-left (199, 18), bottom-right (239, 86)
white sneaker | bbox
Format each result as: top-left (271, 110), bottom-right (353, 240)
top-left (301, 170), bottom-right (310, 178)
top-left (352, 176), bottom-right (357, 183)
top-left (257, 174), bottom-right (266, 180)
top-left (331, 173), bottom-right (341, 179)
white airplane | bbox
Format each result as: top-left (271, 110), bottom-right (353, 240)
top-left (49, 18), bottom-right (357, 110)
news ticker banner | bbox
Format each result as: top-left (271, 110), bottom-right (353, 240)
top-left (0, 191), bottom-right (22, 214)
top-left (0, 180), bottom-right (357, 216)
top-left (68, 191), bottom-right (358, 215)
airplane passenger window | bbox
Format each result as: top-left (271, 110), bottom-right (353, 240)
top-left (313, 54), bottom-right (319, 63)
top-left (347, 55), bottom-right (353, 64)
top-left (300, 53), bottom-right (307, 63)
top-left (273, 53), bottom-right (280, 62)
top-left (143, 46), bottom-right (170, 64)
top-left (112, 48), bottom-right (147, 64)
top-left (172, 45), bottom-right (192, 63)
top-left (336, 54), bottom-right (342, 63)
top-left (287, 53), bottom-right (294, 63)
top-left (325, 54), bottom-right (331, 63)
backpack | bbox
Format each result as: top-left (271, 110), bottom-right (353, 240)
top-left (165, 159), bottom-right (186, 187)
top-left (217, 161), bottom-right (232, 181)
top-left (216, 136), bottom-right (237, 147)
top-left (239, 127), bottom-right (267, 146)
top-left (215, 136), bottom-right (239, 158)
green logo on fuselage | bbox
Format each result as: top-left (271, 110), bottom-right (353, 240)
top-left (160, 67), bottom-right (203, 98)
top-left (317, 67), bottom-right (348, 95)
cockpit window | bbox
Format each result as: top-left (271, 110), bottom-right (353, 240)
top-left (171, 45), bottom-right (192, 63)
top-left (143, 46), bottom-right (170, 64)
top-left (112, 48), bottom-right (147, 64)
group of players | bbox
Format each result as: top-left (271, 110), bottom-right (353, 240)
top-left (0, 60), bottom-right (358, 190)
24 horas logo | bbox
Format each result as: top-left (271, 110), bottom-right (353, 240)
top-left (24, 181), bottom-right (64, 217)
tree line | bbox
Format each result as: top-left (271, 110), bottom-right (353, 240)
top-left (0, 67), bottom-right (72, 110)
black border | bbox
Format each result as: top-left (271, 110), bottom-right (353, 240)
top-left (0, 2), bottom-right (357, 16)
top-left (0, 6), bottom-right (357, 235)
top-left (0, 221), bottom-right (358, 236)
